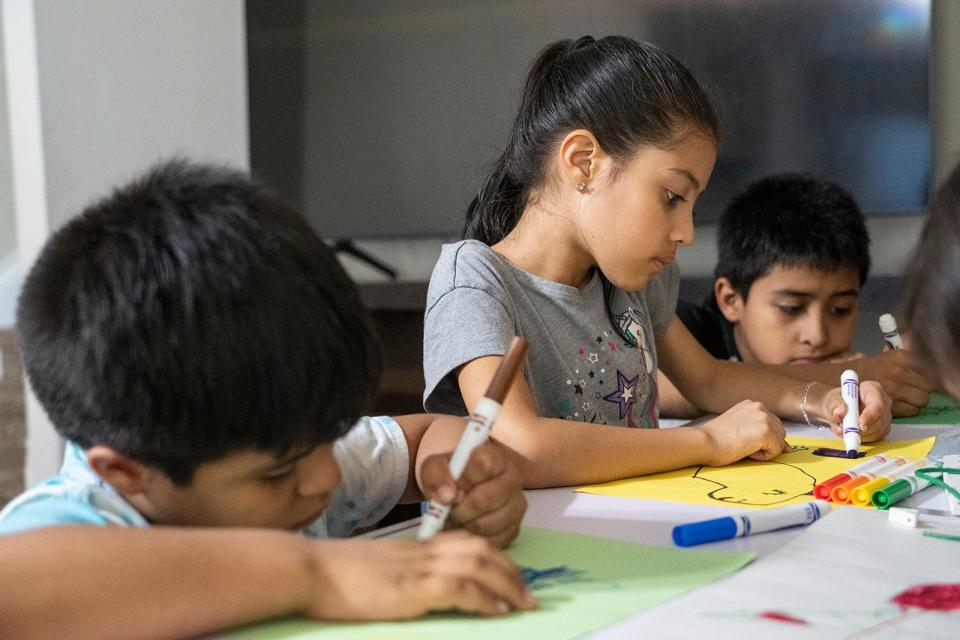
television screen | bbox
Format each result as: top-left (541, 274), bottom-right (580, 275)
top-left (247, 0), bottom-right (930, 240)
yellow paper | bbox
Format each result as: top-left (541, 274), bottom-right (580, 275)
top-left (577, 437), bottom-right (934, 509)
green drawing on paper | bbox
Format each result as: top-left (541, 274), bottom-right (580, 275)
top-left (230, 527), bottom-right (754, 640)
top-left (894, 392), bottom-right (960, 425)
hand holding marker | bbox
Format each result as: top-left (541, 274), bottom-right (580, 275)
top-left (418, 337), bottom-right (529, 540)
top-left (841, 369), bottom-right (861, 458)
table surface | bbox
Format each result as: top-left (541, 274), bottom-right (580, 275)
top-left (370, 419), bottom-right (955, 638)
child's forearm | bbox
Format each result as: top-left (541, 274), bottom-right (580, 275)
top-left (0, 526), bottom-right (318, 640)
top-left (491, 415), bottom-right (714, 487)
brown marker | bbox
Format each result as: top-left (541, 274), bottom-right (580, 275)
top-left (417, 336), bottom-right (528, 539)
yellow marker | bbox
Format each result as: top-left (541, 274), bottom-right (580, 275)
top-left (831, 458), bottom-right (909, 504)
top-left (851, 458), bottom-right (929, 507)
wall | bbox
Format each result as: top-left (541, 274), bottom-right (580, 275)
top-left (1, 0), bottom-right (250, 485)
top-left (0, 15), bottom-right (13, 261)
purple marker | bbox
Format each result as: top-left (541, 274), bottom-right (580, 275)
top-left (841, 369), bottom-right (860, 458)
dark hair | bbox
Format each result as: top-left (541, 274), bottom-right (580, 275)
top-left (902, 163), bottom-right (960, 384)
top-left (463, 35), bottom-right (719, 339)
top-left (715, 173), bottom-right (870, 298)
top-left (16, 159), bottom-right (382, 484)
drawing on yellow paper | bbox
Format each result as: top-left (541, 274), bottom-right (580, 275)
top-left (577, 436), bottom-right (935, 509)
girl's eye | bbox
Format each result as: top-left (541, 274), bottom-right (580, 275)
top-left (666, 190), bottom-right (685, 205)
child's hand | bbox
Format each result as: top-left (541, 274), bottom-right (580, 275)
top-left (419, 442), bottom-right (526, 548)
top-left (850, 349), bottom-right (936, 417)
top-left (824, 380), bottom-right (892, 442)
top-left (307, 532), bottom-right (537, 620)
top-left (699, 400), bottom-right (789, 466)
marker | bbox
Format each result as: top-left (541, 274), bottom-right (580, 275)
top-left (814, 454), bottom-right (906, 499)
top-left (831, 458), bottom-right (910, 504)
top-left (672, 500), bottom-right (832, 547)
top-left (878, 313), bottom-right (904, 350)
top-left (841, 369), bottom-right (860, 458)
top-left (872, 460), bottom-right (944, 509)
top-left (417, 336), bottom-right (528, 540)
top-left (849, 458), bottom-right (928, 507)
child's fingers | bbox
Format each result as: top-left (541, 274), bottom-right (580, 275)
top-left (451, 489), bottom-right (526, 548)
top-left (427, 533), bottom-right (535, 612)
top-left (419, 454), bottom-right (459, 505)
top-left (457, 444), bottom-right (504, 490)
top-left (857, 381), bottom-right (893, 441)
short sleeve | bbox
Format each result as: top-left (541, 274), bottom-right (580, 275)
top-left (422, 243), bottom-right (516, 414)
top-left (324, 416), bottom-right (409, 537)
top-left (644, 262), bottom-right (681, 336)
top-left (0, 494), bottom-right (110, 536)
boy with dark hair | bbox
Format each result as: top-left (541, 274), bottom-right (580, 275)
top-left (0, 160), bottom-right (534, 638)
top-left (660, 173), bottom-right (934, 417)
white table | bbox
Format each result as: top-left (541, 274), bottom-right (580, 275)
top-left (519, 420), bottom-right (956, 638)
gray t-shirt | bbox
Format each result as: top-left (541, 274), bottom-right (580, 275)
top-left (423, 240), bottom-right (680, 428)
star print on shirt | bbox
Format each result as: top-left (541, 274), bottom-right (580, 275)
top-left (603, 370), bottom-right (640, 425)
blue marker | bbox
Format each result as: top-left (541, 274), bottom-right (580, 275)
top-left (672, 500), bottom-right (832, 547)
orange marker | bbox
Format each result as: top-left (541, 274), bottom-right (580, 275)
top-left (830, 458), bottom-right (910, 504)
top-left (814, 454), bottom-right (906, 499)
top-left (850, 458), bottom-right (929, 507)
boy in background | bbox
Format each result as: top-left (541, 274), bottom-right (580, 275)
top-left (0, 160), bottom-right (534, 639)
top-left (660, 173), bottom-right (934, 418)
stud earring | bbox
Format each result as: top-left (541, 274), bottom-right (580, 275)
top-left (576, 181), bottom-right (587, 193)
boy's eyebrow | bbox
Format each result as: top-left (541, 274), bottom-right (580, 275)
top-left (829, 289), bottom-right (860, 298)
top-left (668, 168), bottom-right (701, 192)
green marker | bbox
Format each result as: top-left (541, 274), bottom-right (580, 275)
top-left (872, 461), bottom-right (943, 509)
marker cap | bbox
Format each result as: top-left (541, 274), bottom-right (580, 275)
top-left (851, 477), bottom-right (890, 507)
top-left (872, 478), bottom-right (913, 509)
top-left (814, 474), bottom-right (852, 499)
top-left (831, 476), bottom-right (868, 503)
top-left (878, 314), bottom-right (898, 334)
top-left (672, 517), bottom-right (738, 547)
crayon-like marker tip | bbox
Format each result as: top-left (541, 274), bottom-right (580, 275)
top-left (847, 450), bottom-right (859, 459)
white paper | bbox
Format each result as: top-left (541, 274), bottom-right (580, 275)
top-left (626, 507), bottom-right (960, 639)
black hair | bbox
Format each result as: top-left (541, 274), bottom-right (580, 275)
top-left (902, 163), bottom-right (960, 385)
top-left (16, 159), bottom-right (383, 485)
top-left (715, 173), bottom-right (870, 298)
top-left (462, 35), bottom-right (719, 341)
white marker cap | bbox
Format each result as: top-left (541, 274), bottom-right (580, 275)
top-left (878, 313), bottom-right (898, 333)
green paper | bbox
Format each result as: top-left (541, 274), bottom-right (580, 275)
top-left (231, 526), bottom-right (754, 639)
top-left (893, 391), bottom-right (960, 424)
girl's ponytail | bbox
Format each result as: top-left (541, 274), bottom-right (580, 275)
top-left (463, 39), bottom-right (579, 244)
top-left (463, 152), bottom-right (523, 244)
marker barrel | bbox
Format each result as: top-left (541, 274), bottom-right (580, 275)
top-left (872, 471), bottom-right (936, 509)
top-left (831, 459), bottom-right (909, 504)
top-left (841, 370), bottom-right (861, 455)
top-left (813, 454), bottom-right (898, 499)
top-left (417, 396), bottom-right (501, 540)
top-left (851, 458), bottom-right (929, 507)
top-left (672, 501), bottom-right (831, 547)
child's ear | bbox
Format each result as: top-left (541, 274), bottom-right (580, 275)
top-left (559, 129), bottom-right (605, 187)
top-left (86, 446), bottom-right (153, 495)
top-left (715, 277), bottom-right (746, 323)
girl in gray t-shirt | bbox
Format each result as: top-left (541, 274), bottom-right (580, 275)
top-left (422, 36), bottom-right (892, 488)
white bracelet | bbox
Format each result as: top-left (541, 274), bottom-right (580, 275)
top-left (799, 381), bottom-right (818, 427)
